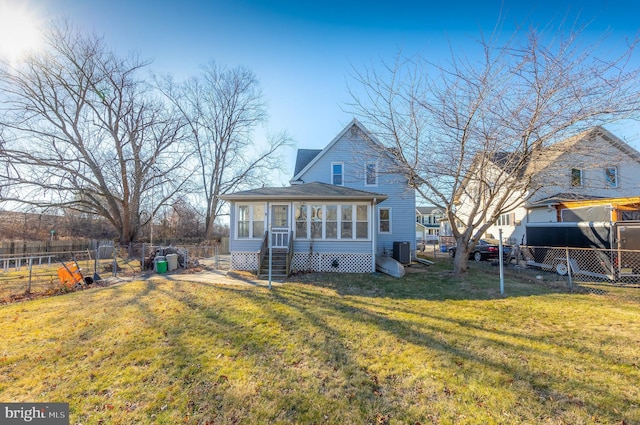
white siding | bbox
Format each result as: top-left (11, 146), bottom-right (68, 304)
top-left (531, 135), bottom-right (640, 202)
top-left (455, 130), bottom-right (640, 247)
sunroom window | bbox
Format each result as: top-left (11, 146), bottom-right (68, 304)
top-left (236, 204), bottom-right (266, 239)
top-left (356, 205), bottom-right (368, 239)
top-left (341, 205), bottom-right (353, 238)
top-left (293, 203), bottom-right (370, 240)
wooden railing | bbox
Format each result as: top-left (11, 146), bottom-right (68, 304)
top-left (257, 232), bottom-right (268, 276)
top-left (286, 234), bottom-right (294, 276)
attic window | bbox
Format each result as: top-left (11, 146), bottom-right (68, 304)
top-left (332, 162), bottom-right (343, 186)
top-left (605, 166), bottom-right (618, 188)
top-left (571, 168), bottom-right (583, 187)
top-left (365, 161), bottom-right (377, 186)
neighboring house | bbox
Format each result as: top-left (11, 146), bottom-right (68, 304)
top-left (416, 206), bottom-right (444, 243)
top-left (553, 196), bottom-right (640, 222)
top-left (221, 119), bottom-right (416, 275)
top-left (455, 126), bottom-right (640, 245)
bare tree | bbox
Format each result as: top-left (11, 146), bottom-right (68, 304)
top-left (348, 23), bottom-right (640, 274)
top-left (158, 62), bottom-right (291, 239)
top-left (0, 21), bottom-right (192, 244)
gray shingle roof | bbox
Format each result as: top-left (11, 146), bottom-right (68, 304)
top-left (293, 149), bottom-right (322, 177)
top-left (221, 182), bottom-right (388, 203)
top-left (527, 193), bottom-right (607, 207)
top-left (416, 206), bottom-right (443, 215)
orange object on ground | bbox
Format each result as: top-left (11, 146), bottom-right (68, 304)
top-left (58, 262), bottom-right (84, 289)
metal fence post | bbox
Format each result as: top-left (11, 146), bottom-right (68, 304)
top-left (113, 246), bottom-right (117, 277)
top-left (27, 256), bottom-right (33, 294)
top-left (95, 244), bottom-right (99, 276)
top-left (499, 229), bottom-right (505, 295)
top-left (566, 247), bottom-right (573, 291)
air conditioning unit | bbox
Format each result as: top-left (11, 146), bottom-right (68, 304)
top-left (392, 241), bottom-right (411, 265)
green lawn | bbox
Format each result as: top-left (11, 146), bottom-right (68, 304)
top-left (1, 261), bottom-right (639, 424)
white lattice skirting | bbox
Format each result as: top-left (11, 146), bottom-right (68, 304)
top-left (291, 252), bottom-right (373, 273)
top-left (230, 251), bottom-right (259, 271)
top-left (231, 251), bottom-right (374, 273)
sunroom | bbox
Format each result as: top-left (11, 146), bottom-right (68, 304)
top-left (221, 182), bottom-right (388, 276)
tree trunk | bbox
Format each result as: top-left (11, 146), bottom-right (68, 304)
top-left (452, 246), bottom-right (470, 274)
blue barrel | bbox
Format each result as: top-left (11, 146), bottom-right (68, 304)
top-left (440, 245), bottom-right (447, 253)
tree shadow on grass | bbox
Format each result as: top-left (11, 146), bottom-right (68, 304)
top-left (223, 282), bottom-right (639, 424)
top-left (286, 264), bottom-right (572, 301)
top-left (75, 277), bottom-right (637, 424)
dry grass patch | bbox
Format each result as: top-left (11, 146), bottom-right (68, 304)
top-left (1, 261), bottom-right (639, 424)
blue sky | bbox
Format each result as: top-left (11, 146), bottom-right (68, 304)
top-left (14, 0), bottom-right (640, 182)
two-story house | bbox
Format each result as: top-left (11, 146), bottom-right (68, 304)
top-left (221, 119), bottom-right (416, 275)
top-left (455, 126), bottom-right (640, 245)
top-left (416, 206), bottom-right (444, 244)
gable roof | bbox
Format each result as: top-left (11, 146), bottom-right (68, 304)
top-left (490, 126), bottom-right (640, 177)
top-left (290, 118), bottom-right (386, 184)
top-left (454, 126), bottom-right (637, 204)
top-left (221, 182), bottom-right (388, 203)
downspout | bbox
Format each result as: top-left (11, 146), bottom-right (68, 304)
top-left (372, 198), bottom-right (377, 272)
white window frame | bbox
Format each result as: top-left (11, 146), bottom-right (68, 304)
top-left (379, 207), bottom-right (392, 233)
top-left (293, 202), bottom-right (370, 240)
top-left (236, 203), bottom-right (266, 239)
top-left (355, 205), bottom-right (369, 239)
top-left (331, 162), bottom-right (344, 186)
top-left (497, 213), bottom-right (510, 226)
top-left (365, 161), bottom-right (378, 186)
top-left (605, 166), bottom-right (618, 188)
top-left (324, 205), bottom-right (338, 239)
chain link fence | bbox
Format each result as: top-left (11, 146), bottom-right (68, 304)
top-left (132, 243), bottom-right (229, 271)
top-left (0, 241), bottom-right (230, 304)
top-left (520, 245), bottom-right (640, 288)
top-left (0, 245), bottom-right (138, 303)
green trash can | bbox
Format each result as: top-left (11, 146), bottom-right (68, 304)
top-left (157, 260), bottom-right (167, 274)
top-left (154, 256), bottom-right (168, 273)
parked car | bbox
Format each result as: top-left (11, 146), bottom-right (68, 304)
top-left (448, 238), bottom-right (511, 262)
